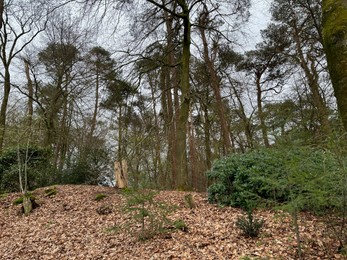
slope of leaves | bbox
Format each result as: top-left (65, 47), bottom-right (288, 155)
top-left (0, 185), bottom-right (343, 259)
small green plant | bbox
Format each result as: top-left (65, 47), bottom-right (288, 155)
top-left (184, 194), bottom-right (196, 209)
top-left (122, 189), bottom-right (176, 241)
top-left (94, 193), bottom-right (107, 201)
top-left (236, 210), bottom-right (265, 238)
top-left (173, 219), bottom-right (188, 232)
top-left (44, 187), bottom-right (57, 197)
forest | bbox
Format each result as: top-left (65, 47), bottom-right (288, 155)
top-left (1, 0), bottom-right (347, 257)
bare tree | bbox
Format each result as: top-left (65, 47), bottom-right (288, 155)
top-left (0, 0), bottom-right (49, 153)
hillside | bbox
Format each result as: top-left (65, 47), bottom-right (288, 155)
top-left (0, 185), bottom-right (343, 259)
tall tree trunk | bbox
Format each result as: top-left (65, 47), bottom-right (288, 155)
top-left (24, 59), bottom-right (33, 129)
top-left (0, 67), bottom-right (11, 153)
top-left (199, 14), bottom-right (233, 154)
top-left (203, 101), bottom-right (212, 171)
top-left (175, 0), bottom-right (190, 190)
top-left (0, 0), bottom-right (4, 30)
top-left (164, 6), bottom-right (178, 188)
top-left (322, 0), bottom-right (347, 131)
top-left (90, 71), bottom-right (99, 137)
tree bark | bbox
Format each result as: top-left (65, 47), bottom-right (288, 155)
top-left (24, 60), bottom-right (34, 129)
top-left (322, 0), bottom-right (347, 131)
top-left (0, 0), bottom-right (3, 30)
top-left (164, 6), bottom-right (178, 188)
top-left (0, 67), bottom-right (11, 153)
top-left (175, 0), bottom-right (190, 190)
top-left (90, 70), bottom-right (99, 137)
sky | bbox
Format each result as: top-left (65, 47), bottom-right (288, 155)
top-left (239, 0), bottom-right (272, 52)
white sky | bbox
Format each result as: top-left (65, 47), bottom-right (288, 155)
top-left (238, 0), bottom-right (272, 52)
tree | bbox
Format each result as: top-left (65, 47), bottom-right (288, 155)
top-left (322, 0), bottom-right (347, 131)
top-left (0, 0), bottom-right (48, 153)
top-left (84, 0), bottom-right (251, 190)
top-left (84, 46), bottom-right (116, 137)
top-left (198, 7), bottom-right (234, 154)
top-left (237, 24), bottom-right (289, 147)
top-left (271, 0), bottom-right (332, 138)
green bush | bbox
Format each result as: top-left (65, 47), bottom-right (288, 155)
top-left (0, 147), bottom-right (53, 193)
top-left (207, 146), bottom-right (342, 212)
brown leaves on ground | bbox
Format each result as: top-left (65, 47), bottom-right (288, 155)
top-left (0, 185), bottom-right (343, 259)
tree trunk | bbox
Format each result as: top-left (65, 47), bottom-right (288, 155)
top-left (322, 0), bottom-right (347, 131)
top-left (0, 0), bottom-right (4, 30)
top-left (90, 71), bottom-right (99, 137)
top-left (23, 196), bottom-right (33, 215)
top-left (175, 0), bottom-right (190, 190)
top-left (256, 75), bottom-right (270, 148)
top-left (24, 59), bottom-right (33, 129)
top-left (199, 15), bottom-right (233, 154)
top-left (203, 101), bottom-right (212, 171)
top-left (164, 7), bottom-right (178, 188)
top-left (0, 67), bottom-right (11, 153)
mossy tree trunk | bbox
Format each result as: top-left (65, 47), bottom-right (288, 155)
top-left (22, 196), bottom-right (33, 215)
top-left (322, 0), bottom-right (347, 131)
top-left (175, 0), bottom-right (191, 190)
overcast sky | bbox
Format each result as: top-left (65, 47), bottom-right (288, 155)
top-left (238, 0), bottom-right (272, 52)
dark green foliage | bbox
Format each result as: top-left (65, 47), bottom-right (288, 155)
top-left (207, 146), bottom-right (341, 212)
top-left (59, 142), bottom-right (110, 185)
top-left (236, 210), bottom-right (265, 238)
top-left (0, 147), bottom-right (53, 193)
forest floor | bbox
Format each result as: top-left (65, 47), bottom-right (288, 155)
top-left (0, 185), bottom-right (344, 259)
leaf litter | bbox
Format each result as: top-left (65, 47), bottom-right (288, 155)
top-left (0, 185), bottom-right (343, 259)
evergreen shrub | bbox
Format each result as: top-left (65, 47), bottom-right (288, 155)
top-left (207, 147), bottom-right (341, 211)
top-left (0, 147), bottom-right (53, 193)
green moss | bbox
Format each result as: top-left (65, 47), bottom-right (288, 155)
top-left (44, 187), bottom-right (57, 197)
top-left (94, 193), bottom-right (107, 201)
top-left (13, 196), bottom-right (24, 205)
top-left (322, 0), bottom-right (347, 39)
top-left (322, 0), bottom-right (347, 130)
top-left (12, 192), bottom-right (35, 205)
